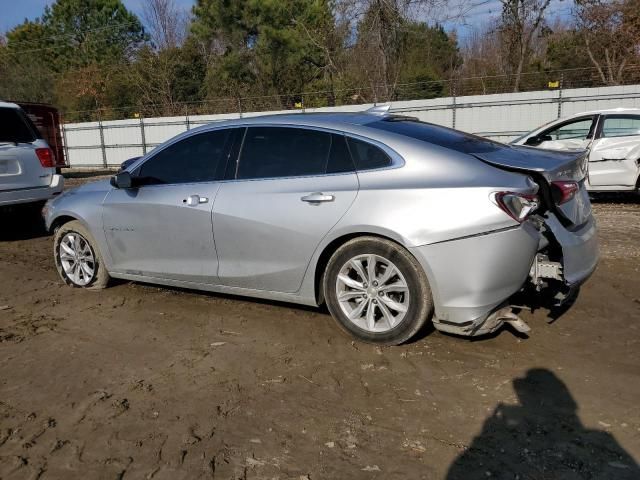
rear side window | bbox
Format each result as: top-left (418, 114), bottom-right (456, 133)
top-left (327, 134), bottom-right (355, 173)
top-left (0, 107), bottom-right (38, 143)
top-left (368, 118), bottom-right (502, 154)
top-left (138, 129), bottom-right (231, 184)
top-left (236, 127), bottom-right (354, 179)
top-left (602, 115), bottom-right (640, 138)
top-left (346, 137), bottom-right (391, 170)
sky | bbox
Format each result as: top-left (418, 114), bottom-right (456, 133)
top-left (0, 0), bottom-right (571, 41)
top-left (0, 0), bottom-right (192, 32)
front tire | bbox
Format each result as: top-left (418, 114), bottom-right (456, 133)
top-left (53, 220), bottom-right (110, 290)
top-left (323, 237), bottom-right (433, 345)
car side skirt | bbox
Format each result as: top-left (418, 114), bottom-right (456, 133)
top-left (109, 271), bottom-right (319, 307)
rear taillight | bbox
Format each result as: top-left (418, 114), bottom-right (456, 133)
top-left (35, 148), bottom-right (55, 168)
top-left (551, 181), bottom-right (579, 205)
top-left (493, 192), bottom-right (539, 223)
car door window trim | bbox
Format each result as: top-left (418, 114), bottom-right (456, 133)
top-left (130, 123), bottom-right (404, 186)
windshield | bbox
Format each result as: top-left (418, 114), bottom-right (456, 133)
top-left (368, 117), bottom-right (504, 154)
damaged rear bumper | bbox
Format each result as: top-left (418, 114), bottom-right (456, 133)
top-left (544, 213), bottom-right (598, 287)
top-left (410, 213), bottom-right (599, 337)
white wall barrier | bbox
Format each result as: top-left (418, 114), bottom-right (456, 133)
top-left (62, 84), bottom-right (640, 167)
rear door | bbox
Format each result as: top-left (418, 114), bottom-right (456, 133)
top-left (102, 128), bottom-right (236, 283)
top-left (0, 107), bottom-right (50, 192)
top-left (213, 126), bottom-right (358, 293)
top-left (588, 114), bottom-right (640, 187)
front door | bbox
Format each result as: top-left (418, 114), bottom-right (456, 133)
top-left (103, 128), bottom-right (235, 283)
top-left (536, 116), bottom-right (597, 151)
top-left (213, 126), bottom-right (359, 293)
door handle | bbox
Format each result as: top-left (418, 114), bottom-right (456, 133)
top-left (183, 195), bottom-right (209, 206)
top-left (301, 192), bottom-right (334, 203)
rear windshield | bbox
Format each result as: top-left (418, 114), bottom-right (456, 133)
top-left (368, 117), bottom-right (503, 154)
top-left (0, 107), bottom-right (39, 143)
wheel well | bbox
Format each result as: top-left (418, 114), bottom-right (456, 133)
top-left (314, 232), bottom-right (406, 305)
top-left (50, 215), bottom-right (77, 233)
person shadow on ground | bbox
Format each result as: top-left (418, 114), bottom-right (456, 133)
top-left (446, 368), bottom-right (639, 480)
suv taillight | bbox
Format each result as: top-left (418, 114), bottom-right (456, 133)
top-left (493, 192), bottom-right (539, 223)
top-left (551, 181), bottom-right (579, 205)
top-left (35, 148), bottom-right (55, 168)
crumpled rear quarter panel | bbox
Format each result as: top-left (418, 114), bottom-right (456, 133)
top-left (409, 222), bottom-right (540, 326)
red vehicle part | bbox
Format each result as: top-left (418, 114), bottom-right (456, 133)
top-left (16, 102), bottom-right (67, 168)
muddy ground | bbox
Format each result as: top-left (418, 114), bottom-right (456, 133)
top-left (0, 175), bottom-right (639, 480)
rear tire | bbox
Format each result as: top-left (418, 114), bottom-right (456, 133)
top-left (53, 220), bottom-right (110, 290)
top-left (323, 236), bottom-right (433, 345)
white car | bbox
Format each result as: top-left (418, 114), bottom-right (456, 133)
top-left (0, 101), bottom-right (64, 209)
top-left (512, 108), bottom-right (640, 193)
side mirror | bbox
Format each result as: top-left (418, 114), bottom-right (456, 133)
top-left (525, 136), bottom-right (541, 146)
top-left (110, 171), bottom-right (133, 189)
top-left (118, 157), bottom-right (140, 173)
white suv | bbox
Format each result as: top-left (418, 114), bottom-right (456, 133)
top-left (512, 108), bottom-right (640, 193)
top-left (0, 101), bottom-right (64, 209)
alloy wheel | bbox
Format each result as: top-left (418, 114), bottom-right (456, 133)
top-left (335, 254), bottom-right (410, 333)
top-left (59, 232), bottom-right (96, 286)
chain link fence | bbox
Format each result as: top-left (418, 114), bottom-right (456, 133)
top-left (60, 67), bottom-right (640, 168)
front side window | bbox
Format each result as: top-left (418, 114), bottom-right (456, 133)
top-left (602, 115), bottom-right (640, 138)
top-left (236, 127), bottom-right (353, 179)
top-left (138, 129), bottom-right (231, 184)
top-left (542, 117), bottom-right (595, 141)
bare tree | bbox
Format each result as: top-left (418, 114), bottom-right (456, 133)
top-left (458, 27), bottom-right (506, 94)
top-left (500, 0), bottom-right (553, 92)
top-left (576, 0), bottom-right (640, 85)
top-left (339, 0), bottom-right (466, 101)
top-left (142, 0), bottom-right (189, 50)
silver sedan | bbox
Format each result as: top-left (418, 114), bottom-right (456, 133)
top-left (44, 110), bottom-right (599, 345)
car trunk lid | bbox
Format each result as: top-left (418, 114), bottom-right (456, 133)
top-left (473, 145), bottom-right (591, 227)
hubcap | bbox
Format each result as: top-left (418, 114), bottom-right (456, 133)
top-left (335, 254), bottom-right (410, 333)
top-left (59, 232), bottom-right (96, 286)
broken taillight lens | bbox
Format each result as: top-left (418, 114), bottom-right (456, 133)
top-left (493, 192), bottom-right (539, 223)
top-left (551, 181), bottom-right (579, 205)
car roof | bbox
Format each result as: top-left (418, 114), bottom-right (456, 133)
top-left (189, 111), bottom-right (385, 134)
top-left (0, 101), bottom-right (20, 109)
top-left (564, 107), bottom-right (640, 119)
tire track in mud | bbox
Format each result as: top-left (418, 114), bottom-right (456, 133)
top-left (0, 181), bottom-right (638, 478)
